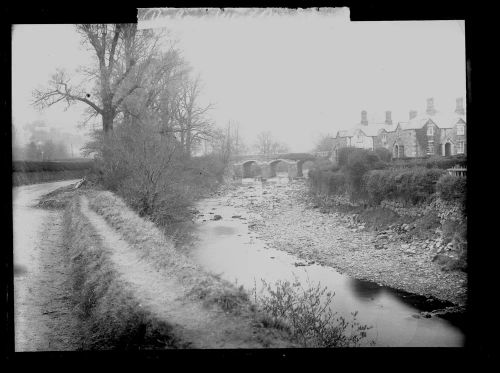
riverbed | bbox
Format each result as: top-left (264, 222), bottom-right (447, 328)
top-left (178, 176), bottom-right (465, 347)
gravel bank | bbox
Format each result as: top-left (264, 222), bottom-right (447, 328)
top-left (219, 178), bottom-right (467, 307)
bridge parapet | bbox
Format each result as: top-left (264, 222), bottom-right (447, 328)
top-left (232, 152), bottom-right (329, 163)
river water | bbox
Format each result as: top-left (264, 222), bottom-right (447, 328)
top-left (178, 176), bottom-right (465, 347)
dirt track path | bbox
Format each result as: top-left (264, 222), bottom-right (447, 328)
top-left (13, 180), bottom-right (81, 351)
top-left (80, 196), bottom-right (279, 348)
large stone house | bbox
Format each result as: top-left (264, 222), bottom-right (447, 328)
top-left (330, 97), bottom-right (466, 163)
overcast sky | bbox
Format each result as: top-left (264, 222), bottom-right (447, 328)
top-left (12, 9), bottom-right (466, 152)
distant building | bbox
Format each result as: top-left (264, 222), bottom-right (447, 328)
top-left (330, 97), bottom-right (466, 163)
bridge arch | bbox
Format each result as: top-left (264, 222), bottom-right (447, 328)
top-left (267, 159), bottom-right (295, 178)
top-left (296, 158), bottom-right (316, 177)
top-left (241, 160), bottom-right (261, 178)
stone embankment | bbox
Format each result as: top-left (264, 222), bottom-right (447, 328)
top-left (217, 179), bottom-right (467, 307)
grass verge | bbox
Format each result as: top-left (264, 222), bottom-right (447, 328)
top-left (64, 197), bottom-right (187, 350)
top-left (86, 191), bottom-right (257, 316)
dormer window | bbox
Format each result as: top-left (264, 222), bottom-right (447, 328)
top-left (427, 124), bottom-right (434, 136)
top-left (457, 124), bottom-right (465, 135)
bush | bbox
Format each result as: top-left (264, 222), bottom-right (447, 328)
top-left (374, 147), bottom-right (393, 163)
top-left (436, 174), bottom-right (466, 202)
top-left (309, 148), bottom-right (388, 198)
top-left (363, 169), bottom-right (396, 205)
top-left (337, 147), bottom-right (359, 168)
top-left (308, 169), bottom-right (346, 196)
top-left (363, 167), bottom-right (445, 205)
top-left (254, 278), bottom-right (372, 347)
top-left (405, 167), bottom-right (444, 204)
top-left (391, 155), bottom-right (466, 170)
top-left (88, 124), bottom-right (201, 225)
top-left (312, 158), bottom-right (334, 171)
top-left (343, 149), bottom-right (386, 199)
top-left (328, 171), bottom-right (347, 195)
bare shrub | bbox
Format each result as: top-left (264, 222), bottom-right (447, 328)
top-left (436, 174), bottom-right (466, 202)
top-left (86, 123), bottom-right (200, 224)
top-left (253, 277), bottom-right (373, 347)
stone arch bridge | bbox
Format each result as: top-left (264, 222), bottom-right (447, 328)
top-left (232, 152), bottom-right (330, 179)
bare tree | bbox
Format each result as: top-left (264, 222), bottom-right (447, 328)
top-left (33, 24), bottom-right (160, 135)
top-left (313, 133), bottom-right (334, 152)
top-left (120, 48), bottom-right (188, 131)
top-left (172, 75), bottom-right (215, 157)
top-left (254, 131), bottom-right (289, 156)
top-left (210, 121), bottom-right (246, 162)
top-left (25, 141), bottom-right (41, 161)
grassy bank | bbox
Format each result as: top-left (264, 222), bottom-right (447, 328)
top-left (86, 191), bottom-right (258, 315)
top-left (64, 197), bottom-right (186, 350)
top-left (61, 188), bottom-right (296, 348)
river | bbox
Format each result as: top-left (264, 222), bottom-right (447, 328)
top-left (178, 176), bottom-right (465, 347)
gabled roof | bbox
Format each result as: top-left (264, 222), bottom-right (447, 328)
top-left (336, 111), bottom-right (466, 138)
top-left (336, 122), bottom-right (394, 138)
top-left (361, 122), bottom-right (394, 136)
top-left (398, 113), bottom-right (466, 130)
top-left (336, 129), bottom-right (355, 138)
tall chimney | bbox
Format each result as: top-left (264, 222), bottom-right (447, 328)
top-left (385, 111), bottom-right (392, 125)
top-left (426, 98), bottom-right (436, 115)
top-left (361, 110), bottom-right (368, 126)
top-left (409, 110), bottom-right (418, 120)
top-left (455, 97), bottom-right (465, 115)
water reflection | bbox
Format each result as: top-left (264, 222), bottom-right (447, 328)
top-left (212, 226), bottom-right (238, 236)
top-left (348, 278), bottom-right (383, 301)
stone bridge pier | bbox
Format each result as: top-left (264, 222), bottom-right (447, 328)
top-left (233, 158), bottom-right (311, 179)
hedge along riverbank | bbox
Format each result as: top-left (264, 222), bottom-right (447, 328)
top-left (64, 197), bottom-right (184, 350)
top-left (13, 170), bottom-right (90, 186)
top-left (310, 165), bottom-right (465, 208)
top-left (13, 160), bottom-right (95, 172)
top-left (13, 160), bottom-right (95, 186)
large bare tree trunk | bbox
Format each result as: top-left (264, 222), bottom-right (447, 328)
top-left (185, 125), bottom-right (192, 159)
top-left (102, 111), bottom-right (114, 135)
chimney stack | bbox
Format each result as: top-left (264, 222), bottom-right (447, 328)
top-left (426, 98), bottom-right (436, 115)
top-left (455, 97), bottom-right (465, 115)
top-left (409, 110), bottom-right (418, 120)
top-left (385, 111), bottom-right (392, 125)
top-left (361, 110), bottom-right (368, 126)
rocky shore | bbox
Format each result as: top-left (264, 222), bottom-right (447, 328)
top-left (218, 178), bottom-right (467, 307)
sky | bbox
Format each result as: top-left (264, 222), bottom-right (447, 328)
top-left (12, 9), bottom-right (466, 153)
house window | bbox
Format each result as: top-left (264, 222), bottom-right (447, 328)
top-left (427, 140), bottom-right (434, 155)
top-left (427, 125), bottom-right (434, 136)
top-left (457, 124), bottom-right (465, 135)
top-left (381, 134), bottom-right (387, 144)
top-left (457, 141), bottom-right (465, 154)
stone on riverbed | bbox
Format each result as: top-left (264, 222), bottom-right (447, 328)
top-left (294, 261), bottom-right (308, 267)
